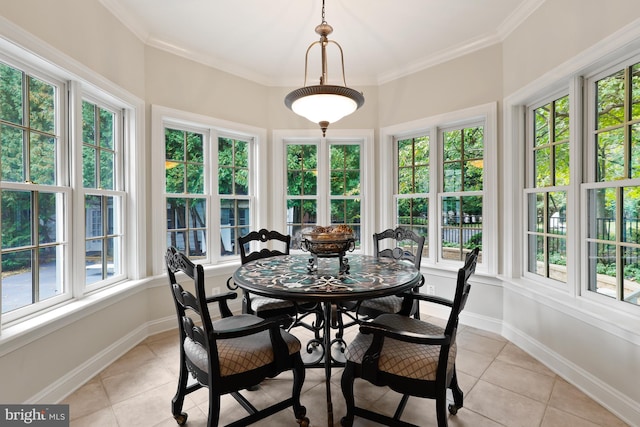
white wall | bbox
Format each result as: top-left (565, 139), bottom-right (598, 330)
top-left (378, 44), bottom-right (503, 128)
top-left (0, 0), bottom-right (639, 424)
top-left (502, 0), bottom-right (640, 97)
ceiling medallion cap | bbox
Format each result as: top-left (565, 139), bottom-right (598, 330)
top-left (315, 22), bottom-right (333, 37)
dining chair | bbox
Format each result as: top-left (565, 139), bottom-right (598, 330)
top-left (341, 227), bottom-right (426, 323)
top-left (165, 246), bottom-right (309, 427)
top-left (229, 228), bottom-right (323, 341)
top-left (340, 247), bottom-right (479, 427)
top-left (233, 229), bottom-right (298, 321)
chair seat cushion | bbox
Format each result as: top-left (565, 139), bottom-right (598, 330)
top-left (345, 313), bottom-right (456, 381)
top-left (184, 314), bottom-right (301, 377)
top-left (359, 295), bottom-right (403, 313)
top-left (251, 295), bottom-right (295, 312)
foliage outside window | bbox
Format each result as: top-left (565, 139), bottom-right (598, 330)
top-left (586, 62), bottom-right (640, 306)
top-left (286, 141), bottom-right (363, 249)
top-left (165, 127), bottom-right (206, 259)
top-left (82, 100), bottom-right (123, 286)
top-left (0, 61), bottom-right (66, 315)
top-left (395, 136), bottom-right (429, 257)
top-left (219, 137), bottom-right (251, 256)
top-left (526, 95), bottom-right (569, 283)
top-left (286, 144), bottom-right (318, 249)
top-left (330, 144), bottom-right (361, 245)
top-left (441, 126), bottom-right (484, 261)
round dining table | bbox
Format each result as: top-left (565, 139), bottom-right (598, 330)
top-left (232, 253), bottom-right (422, 427)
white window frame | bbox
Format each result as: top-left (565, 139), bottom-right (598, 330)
top-left (150, 105), bottom-right (267, 274)
top-left (77, 94), bottom-right (127, 293)
top-left (522, 89), bottom-right (575, 290)
top-left (380, 103), bottom-right (498, 274)
top-left (581, 53), bottom-right (640, 310)
top-left (0, 31), bottom-right (144, 328)
top-left (437, 120), bottom-right (486, 268)
top-left (0, 57), bottom-right (70, 322)
top-left (272, 129), bottom-right (375, 255)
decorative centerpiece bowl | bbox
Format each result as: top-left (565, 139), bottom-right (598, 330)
top-left (301, 225), bottom-right (355, 255)
top-left (301, 225), bottom-right (355, 274)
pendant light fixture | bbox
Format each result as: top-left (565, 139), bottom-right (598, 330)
top-left (284, 0), bottom-right (364, 137)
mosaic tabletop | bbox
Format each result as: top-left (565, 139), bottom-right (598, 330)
top-left (233, 254), bottom-right (421, 303)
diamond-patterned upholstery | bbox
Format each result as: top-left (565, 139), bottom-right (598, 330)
top-left (184, 314), bottom-right (301, 377)
top-left (345, 313), bottom-right (455, 381)
top-left (250, 295), bottom-right (295, 312)
top-left (357, 295), bottom-right (403, 316)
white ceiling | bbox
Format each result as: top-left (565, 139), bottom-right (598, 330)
top-left (100, 0), bottom-right (545, 87)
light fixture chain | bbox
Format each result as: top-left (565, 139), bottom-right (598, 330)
top-left (321, 0), bottom-right (326, 24)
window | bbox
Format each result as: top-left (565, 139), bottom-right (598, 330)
top-left (286, 143), bottom-right (318, 248)
top-left (0, 47), bottom-right (138, 323)
top-left (525, 95), bottom-right (570, 284)
top-left (585, 60), bottom-right (640, 306)
top-left (285, 139), bottom-right (363, 249)
top-left (219, 137), bottom-right (251, 256)
top-left (395, 135), bottom-right (429, 257)
top-left (390, 108), bottom-right (496, 271)
top-left (164, 127), bottom-right (207, 259)
top-left (0, 60), bottom-right (67, 316)
top-left (330, 144), bottom-right (361, 239)
top-left (440, 125), bottom-right (484, 261)
top-left (155, 108), bottom-right (260, 268)
top-left (82, 100), bottom-right (124, 287)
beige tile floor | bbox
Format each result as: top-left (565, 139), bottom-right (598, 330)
top-left (64, 316), bottom-right (628, 427)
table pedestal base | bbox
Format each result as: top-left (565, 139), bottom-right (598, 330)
top-left (293, 301), bottom-right (353, 427)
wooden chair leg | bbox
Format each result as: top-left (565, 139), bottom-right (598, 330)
top-left (292, 354), bottom-right (308, 422)
top-left (449, 367), bottom-right (464, 414)
top-left (171, 360), bottom-right (189, 425)
top-left (207, 393), bottom-right (220, 427)
top-left (340, 363), bottom-right (356, 427)
top-left (435, 391), bottom-right (448, 427)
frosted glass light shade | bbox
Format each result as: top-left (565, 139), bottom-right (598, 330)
top-left (285, 85), bottom-right (364, 131)
top-left (291, 93), bottom-right (357, 124)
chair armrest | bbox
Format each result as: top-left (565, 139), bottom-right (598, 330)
top-left (212, 315), bottom-right (287, 340)
top-left (360, 319), bottom-right (450, 346)
top-left (226, 276), bottom-right (238, 290)
top-left (398, 291), bottom-right (454, 308)
top-left (206, 291), bottom-right (237, 318)
top-left (205, 291), bottom-right (237, 303)
top-left (213, 315), bottom-right (292, 370)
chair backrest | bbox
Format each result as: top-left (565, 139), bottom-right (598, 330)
top-left (373, 227), bottom-right (426, 269)
top-left (238, 229), bottom-right (291, 264)
top-left (165, 246), bottom-right (220, 383)
top-left (444, 247), bottom-right (479, 336)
